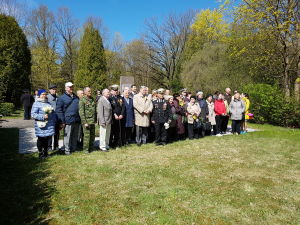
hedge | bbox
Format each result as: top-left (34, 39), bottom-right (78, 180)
top-left (0, 103), bottom-right (15, 116)
top-left (243, 84), bottom-right (300, 128)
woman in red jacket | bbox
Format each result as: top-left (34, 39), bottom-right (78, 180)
top-left (214, 93), bottom-right (227, 136)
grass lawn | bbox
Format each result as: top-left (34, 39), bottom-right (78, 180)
top-left (1, 124), bottom-right (299, 225)
top-left (2, 109), bottom-right (24, 119)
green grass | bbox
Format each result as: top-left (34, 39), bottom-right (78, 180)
top-left (1, 124), bottom-right (300, 224)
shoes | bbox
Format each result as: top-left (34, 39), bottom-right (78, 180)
top-left (100, 148), bottom-right (109, 152)
top-left (65, 151), bottom-right (71, 155)
top-left (216, 134), bottom-right (223, 137)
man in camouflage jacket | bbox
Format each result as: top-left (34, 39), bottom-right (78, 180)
top-left (79, 87), bottom-right (96, 152)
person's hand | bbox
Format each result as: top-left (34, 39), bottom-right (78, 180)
top-left (114, 114), bottom-right (119, 120)
top-left (84, 123), bottom-right (89, 128)
top-left (152, 120), bottom-right (155, 124)
top-left (100, 124), bottom-right (106, 127)
top-left (44, 114), bottom-right (48, 120)
top-left (119, 115), bottom-right (123, 120)
top-left (60, 123), bottom-right (65, 129)
top-left (144, 111), bottom-right (148, 114)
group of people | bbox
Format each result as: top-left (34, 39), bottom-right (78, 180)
top-left (24, 82), bottom-right (251, 159)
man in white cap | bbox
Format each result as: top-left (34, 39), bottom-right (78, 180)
top-left (56, 82), bottom-right (81, 155)
top-left (151, 88), bottom-right (172, 145)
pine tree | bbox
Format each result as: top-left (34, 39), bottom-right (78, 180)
top-left (0, 14), bottom-right (31, 105)
top-left (75, 22), bottom-right (107, 91)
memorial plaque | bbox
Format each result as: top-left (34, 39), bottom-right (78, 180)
top-left (120, 76), bottom-right (134, 91)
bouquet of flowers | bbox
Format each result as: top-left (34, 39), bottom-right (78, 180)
top-left (43, 106), bottom-right (53, 114)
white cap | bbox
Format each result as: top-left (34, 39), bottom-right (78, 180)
top-left (65, 82), bottom-right (74, 87)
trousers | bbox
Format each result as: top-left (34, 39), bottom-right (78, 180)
top-left (64, 123), bottom-right (80, 153)
top-left (82, 124), bottom-right (95, 152)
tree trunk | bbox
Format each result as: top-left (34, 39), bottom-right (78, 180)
top-left (283, 56), bottom-right (291, 98)
top-left (295, 78), bottom-right (300, 101)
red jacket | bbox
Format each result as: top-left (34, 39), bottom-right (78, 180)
top-left (214, 99), bottom-right (227, 116)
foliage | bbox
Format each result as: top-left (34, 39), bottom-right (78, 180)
top-left (183, 9), bottom-right (229, 61)
top-left (0, 14), bottom-right (31, 105)
top-left (0, 102), bottom-right (14, 116)
top-left (243, 83), bottom-right (300, 128)
top-left (181, 43), bottom-right (252, 93)
top-left (74, 22), bottom-right (107, 91)
top-left (31, 45), bottom-right (62, 90)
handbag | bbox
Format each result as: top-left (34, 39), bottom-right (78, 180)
top-left (193, 120), bottom-right (202, 129)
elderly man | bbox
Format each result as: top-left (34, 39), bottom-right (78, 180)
top-left (133, 86), bottom-right (153, 146)
top-left (151, 88), bottom-right (172, 145)
top-left (47, 85), bottom-right (59, 150)
top-left (56, 82), bottom-right (81, 155)
top-left (109, 85), bottom-right (125, 148)
top-left (79, 87), bottom-right (96, 153)
top-left (97, 89), bottom-right (112, 152)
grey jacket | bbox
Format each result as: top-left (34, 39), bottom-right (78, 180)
top-left (47, 94), bottom-right (58, 111)
top-left (97, 96), bottom-right (112, 126)
top-left (229, 99), bottom-right (245, 120)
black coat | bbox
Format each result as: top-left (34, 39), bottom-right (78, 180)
top-left (20, 94), bottom-right (34, 107)
top-left (151, 98), bottom-right (171, 123)
top-left (109, 95), bottom-right (125, 117)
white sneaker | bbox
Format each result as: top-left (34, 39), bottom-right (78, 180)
top-left (216, 134), bottom-right (223, 137)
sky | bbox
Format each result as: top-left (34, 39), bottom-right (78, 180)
top-left (31, 0), bottom-right (221, 42)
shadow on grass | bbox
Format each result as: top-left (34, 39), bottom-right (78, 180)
top-left (0, 128), bottom-right (54, 225)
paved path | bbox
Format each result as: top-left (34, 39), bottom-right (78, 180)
top-left (0, 118), bottom-right (34, 128)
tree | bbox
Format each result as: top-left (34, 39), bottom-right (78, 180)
top-left (74, 21), bottom-right (107, 91)
top-left (27, 5), bottom-right (58, 50)
top-left (0, 14), bottom-right (31, 105)
top-left (144, 10), bottom-right (196, 89)
top-left (183, 9), bottom-right (229, 61)
top-left (240, 0), bottom-right (300, 98)
top-left (30, 45), bottom-right (61, 90)
top-left (55, 7), bottom-right (79, 82)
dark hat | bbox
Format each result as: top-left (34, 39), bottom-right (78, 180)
top-left (49, 84), bottom-right (57, 89)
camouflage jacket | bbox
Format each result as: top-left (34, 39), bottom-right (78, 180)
top-left (79, 96), bottom-right (96, 124)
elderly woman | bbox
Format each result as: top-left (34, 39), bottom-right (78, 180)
top-left (187, 96), bottom-right (201, 139)
top-left (173, 94), bottom-right (186, 140)
top-left (230, 92), bottom-right (245, 135)
top-left (214, 93), bottom-right (227, 136)
top-left (206, 94), bottom-right (216, 135)
top-left (31, 89), bottom-right (56, 159)
top-left (167, 95), bottom-right (177, 142)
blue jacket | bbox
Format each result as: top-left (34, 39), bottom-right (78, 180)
top-left (31, 100), bottom-right (56, 137)
top-left (123, 97), bottom-right (134, 127)
top-left (56, 92), bottom-right (81, 124)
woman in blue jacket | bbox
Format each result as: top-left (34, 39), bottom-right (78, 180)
top-left (31, 89), bottom-right (56, 159)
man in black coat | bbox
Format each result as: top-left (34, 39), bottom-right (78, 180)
top-left (20, 90), bottom-right (34, 120)
top-left (151, 88), bottom-right (172, 146)
top-left (109, 85), bottom-right (125, 148)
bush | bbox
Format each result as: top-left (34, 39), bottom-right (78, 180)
top-left (0, 102), bottom-right (15, 116)
top-left (243, 84), bottom-right (300, 128)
